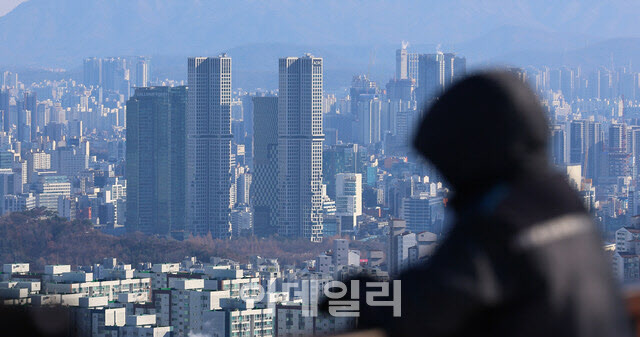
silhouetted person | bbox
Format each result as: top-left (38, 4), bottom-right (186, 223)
top-left (355, 71), bottom-right (632, 337)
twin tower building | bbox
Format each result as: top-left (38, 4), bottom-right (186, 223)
top-left (126, 54), bottom-right (325, 242)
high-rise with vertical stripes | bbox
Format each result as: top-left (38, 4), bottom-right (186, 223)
top-left (417, 52), bottom-right (466, 107)
top-left (278, 55), bottom-right (324, 242)
top-left (187, 55), bottom-right (233, 238)
top-left (252, 96), bottom-right (279, 237)
top-left (126, 86), bottom-right (187, 237)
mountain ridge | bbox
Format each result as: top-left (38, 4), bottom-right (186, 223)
top-left (2, 0), bottom-right (640, 89)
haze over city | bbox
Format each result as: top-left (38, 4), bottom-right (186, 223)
top-left (4, 0), bottom-right (640, 89)
top-left (0, 1), bottom-right (639, 337)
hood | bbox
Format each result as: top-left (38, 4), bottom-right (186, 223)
top-left (413, 71), bottom-right (550, 201)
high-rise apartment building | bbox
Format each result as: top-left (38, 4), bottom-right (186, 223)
top-left (417, 53), bottom-right (444, 106)
top-left (386, 78), bottom-right (415, 101)
top-left (323, 144), bottom-right (360, 200)
top-left (0, 90), bottom-right (9, 132)
top-left (84, 56), bottom-right (150, 94)
top-left (335, 173), bottom-right (362, 234)
top-left (349, 75), bottom-right (378, 117)
top-left (387, 219), bottom-right (414, 276)
top-left (560, 67), bottom-right (575, 101)
top-left (396, 44), bottom-right (408, 80)
top-left (83, 57), bottom-right (102, 88)
top-left (134, 57), bottom-right (151, 88)
top-left (252, 96), bottom-right (279, 237)
top-left (407, 53), bottom-right (419, 83)
top-left (444, 53), bottom-right (466, 87)
top-left (187, 56), bottom-right (233, 238)
top-left (53, 143), bottom-right (89, 177)
top-left (551, 125), bottom-right (566, 166)
top-left (585, 121), bottom-right (604, 180)
top-left (400, 193), bottom-right (442, 233)
top-left (16, 92), bottom-right (36, 142)
top-left (569, 120), bottom-right (585, 165)
top-left (278, 55), bottom-right (324, 241)
top-left (35, 174), bottom-right (71, 212)
top-left (417, 52), bottom-right (465, 107)
top-left (356, 95), bottom-right (382, 145)
top-left (569, 120), bottom-right (603, 180)
top-left (101, 57), bottom-right (129, 94)
top-left (25, 92), bottom-right (37, 141)
top-left (549, 68), bottom-right (562, 92)
top-left (126, 86), bottom-right (187, 236)
top-left (25, 150), bottom-right (50, 183)
top-left (609, 123), bottom-right (631, 178)
top-left (396, 42), bottom-right (421, 82)
top-left (628, 126), bottom-right (640, 177)
top-left (610, 123), bottom-right (627, 151)
top-left (620, 71), bottom-right (639, 101)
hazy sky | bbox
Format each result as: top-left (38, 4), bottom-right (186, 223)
top-left (0, 0), bottom-right (26, 17)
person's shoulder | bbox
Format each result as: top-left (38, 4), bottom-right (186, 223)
top-left (494, 173), bottom-right (587, 228)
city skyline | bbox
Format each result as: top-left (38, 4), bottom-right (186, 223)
top-left (6, 1), bottom-right (640, 93)
top-left (0, 2), bottom-right (638, 336)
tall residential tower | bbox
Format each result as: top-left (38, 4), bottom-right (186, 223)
top-left (187, 55), bottom-right (233, 238)
top-left (417, 52), bottom-right (466, 107)
top-left (252, 96), bottom-right (279, 237)
top-left (278, 55), bottom-right (324, 241)
top-left (126, 86), bottom-right (187, 236)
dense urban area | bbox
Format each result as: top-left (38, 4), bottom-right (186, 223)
top-left (1, 39), bottom-right (640, 336)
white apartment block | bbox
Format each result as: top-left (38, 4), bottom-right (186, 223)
top-left (205, 298), bottom-right (274, 337)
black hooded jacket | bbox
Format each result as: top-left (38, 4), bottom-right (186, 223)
top-left (355, 72), bottom-right (632, 337)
